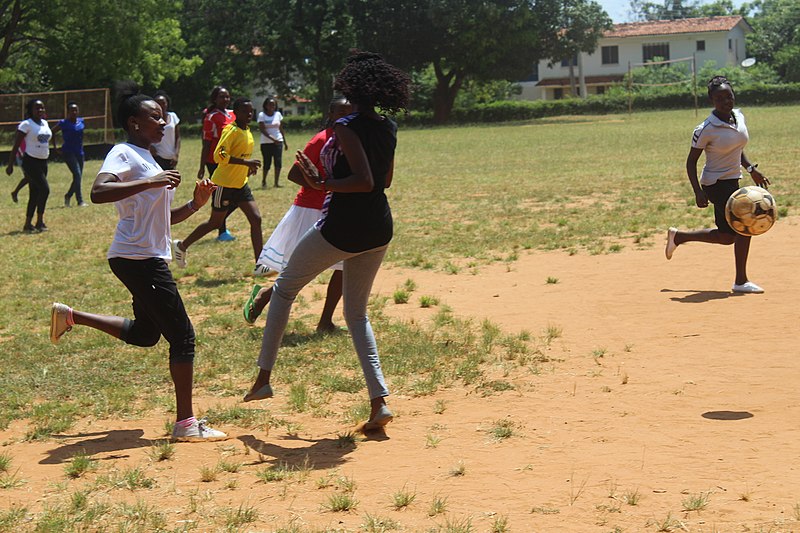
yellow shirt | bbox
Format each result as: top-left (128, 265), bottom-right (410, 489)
top-left (212, 123), bottom-right (254, 188)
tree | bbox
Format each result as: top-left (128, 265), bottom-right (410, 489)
top-left (0, 0), bottom-right (49, 91)
top-left (0, 0), bottom-right (199, 94)
top-left (257, 0), bottom-right (356, 114)
top-left (351, 0), bottom-right (562, 123)
top-left (40, 0), bottom-right (200, 90)
top-left (541, 0), bottom-right (612, 97)
top-left (173, 0), bottom-right (355, 117)
top-left (747, 0), bottom-right (800, 82)
top-left (628, 0), bottom-right (746, 20)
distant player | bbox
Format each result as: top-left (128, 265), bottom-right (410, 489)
top-left (245, 96), bottom-right (352, 333)
top-left (665, 76), bottom-right (770, 293)
top-left (173, 98), bottom-right (263, 269)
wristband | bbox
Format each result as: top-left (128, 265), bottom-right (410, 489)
top-left (187, 200), bottom-right (198, 213)
top-left (745, 163), bottom-right (758, 173)
top-left (319, 179), bottom-right (328, 192)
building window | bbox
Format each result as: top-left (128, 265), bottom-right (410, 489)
top-left (696, 40), bottom-right (705, 51)
top-left (642, 43), bottom-right (670, 62)
top-left (554, 88), bottom-right (564, 100)
top-left (728, 38), bottom-right (732, 50)
top-left (596, 86), bottom-right (606, 95)
top-left (524, 63), bottom-right (539, 82)
top-left (560, 54), bottom-right (578, 67)
top-left (601, 46), bottom-right (619, 65)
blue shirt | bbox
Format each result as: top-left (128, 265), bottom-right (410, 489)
top-left (58, 118), bottom-right (84, 155)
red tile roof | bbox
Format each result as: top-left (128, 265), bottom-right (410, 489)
top-left (605, 16), bottom-right (751, 39)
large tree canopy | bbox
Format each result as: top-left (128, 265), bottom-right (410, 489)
top-left (351, 0), bottom-right (563, 123)
top-left (0, 0), bottom-right (198, 92)
top-left (747, 0), bottom-right (800, 82)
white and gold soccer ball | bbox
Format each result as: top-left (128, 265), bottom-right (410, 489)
top-left (725, 186), bottom-right (777, 236)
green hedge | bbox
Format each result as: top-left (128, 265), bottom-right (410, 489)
top-left (3, 84), bottom-right (797, 146)
top-left (412, 82), bottom-right (800, 126)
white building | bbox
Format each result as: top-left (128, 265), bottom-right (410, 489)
top-left (519, 16), bottom-right (753, 101)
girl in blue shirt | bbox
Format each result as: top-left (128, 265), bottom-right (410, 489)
top-left (51, 102), bottom-right (87, 207)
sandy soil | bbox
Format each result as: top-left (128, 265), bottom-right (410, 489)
top-left (2, 218), bottom-right (800, 532)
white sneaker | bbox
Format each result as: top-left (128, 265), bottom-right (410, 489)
top-left (732, 281), bottom-right (764, 294)
top-left (171, 240), bottom-right (187, 268)
top-left (50, 302), bottom-right (72, 344)
top-left (665, 227), bottom-right (678, 260)
top-left (171, 418), bottom-right (227, 442)
top-left (253, 263), bottom-right (276, 277)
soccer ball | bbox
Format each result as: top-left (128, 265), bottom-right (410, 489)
top-left (725, 186), bottom-right (777, 236)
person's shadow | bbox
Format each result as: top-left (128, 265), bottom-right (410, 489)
top-left (701, 411), bottom-right (754, 421)
top-left (661, 289), bottom-right (740, 303)
top-left (39, 429), bottom-right (154, 465)
top-left (238, 426), bottom-right (389, 469)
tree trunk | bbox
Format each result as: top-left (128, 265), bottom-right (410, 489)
top-left (568, 59), bottom-right (577, 97)
top-left (0, 0), bottom-right (23, 69)
top-left (432, 61), bottom-right (464, 124)
top-left (578, 53), bottom-right (587, 99)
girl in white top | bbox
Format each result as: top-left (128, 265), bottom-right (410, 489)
top-left (49, 92), bottom-right (227, 442)
top-left (665, 76), bottom-right (771, 294)
top-left (150, 90), bottom-right (181, 170)
top-left (5, 98), bottom-right (52, 232)
top-left (257, 97), bottom-right (289, 188)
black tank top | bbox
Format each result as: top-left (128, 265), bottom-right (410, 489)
top-left (317, 113), bottom-right (397, 253)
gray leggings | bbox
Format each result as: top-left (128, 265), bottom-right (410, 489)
top-left (258, 228), bottom-right (389, 399)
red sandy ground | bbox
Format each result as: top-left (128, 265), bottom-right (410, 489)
top-left (2, 218), bottom-right (799, 532)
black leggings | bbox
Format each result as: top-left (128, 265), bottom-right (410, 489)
top-left (109, 257), bottom-right (195, 363)
top-left (22, 154), bottom-right (48, 218)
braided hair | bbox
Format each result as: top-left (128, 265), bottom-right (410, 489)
top-left (333, 52), bottom-right (410, 115)
top-left (707, 76), bottom-right (732, 98)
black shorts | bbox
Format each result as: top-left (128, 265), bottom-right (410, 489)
top-left (108, 257), bottom-right (195, 362)
top-left (211, 183), bottom-right (254, 212)
top-left (260, 142), bottom-right (283, 170)
top-left (702, 179), bottom-right (740, 235)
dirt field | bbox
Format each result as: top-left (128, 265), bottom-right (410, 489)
top-left (2, 218), bottom-right (800, 532)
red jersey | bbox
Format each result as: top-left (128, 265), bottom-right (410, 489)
top-left (202, 108), bottom-right (234, 164)
top-left (293, 128), bottom-right (331, 210)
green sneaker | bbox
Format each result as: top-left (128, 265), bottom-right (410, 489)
top-left (243, 284), bottom-right (262, 324)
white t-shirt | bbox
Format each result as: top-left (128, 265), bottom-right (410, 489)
top-left (18, 118), bottom-right (51, 160)
top-left (257, 111), bottom-right (284, 144)
top-left (692, 109), bottom-right (749, 186)
top-left (99, 143), bottom-right (173, 260)
top-left (151, 111), bottom-right (180, 159)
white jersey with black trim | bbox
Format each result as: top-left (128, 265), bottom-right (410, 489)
top-left (691, 108), bottom-right (748, 186)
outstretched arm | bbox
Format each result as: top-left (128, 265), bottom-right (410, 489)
top-left (91, 170), bottom-right (181, 204)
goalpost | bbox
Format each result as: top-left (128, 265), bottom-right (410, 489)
top-left (0, 88), bottom-right (114, 150)
top-left (627, 55), bottom-right (698, 116)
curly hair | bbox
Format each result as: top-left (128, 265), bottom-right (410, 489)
top-left (707, 75), bottom-right (732, 98)
top-left (333, 52), bottom-right (410, 115)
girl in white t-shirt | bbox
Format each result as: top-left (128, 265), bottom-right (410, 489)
top-left (665, 76), bottom-right (771, 294)
top-left (150, 90), bottom-right (181, 170)
top-left (257, 98), bottom-right (289, 188)
top-left (49, 92), bottom-right (226, 442)
top-left (5, 99), bottom-right (51, 232)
